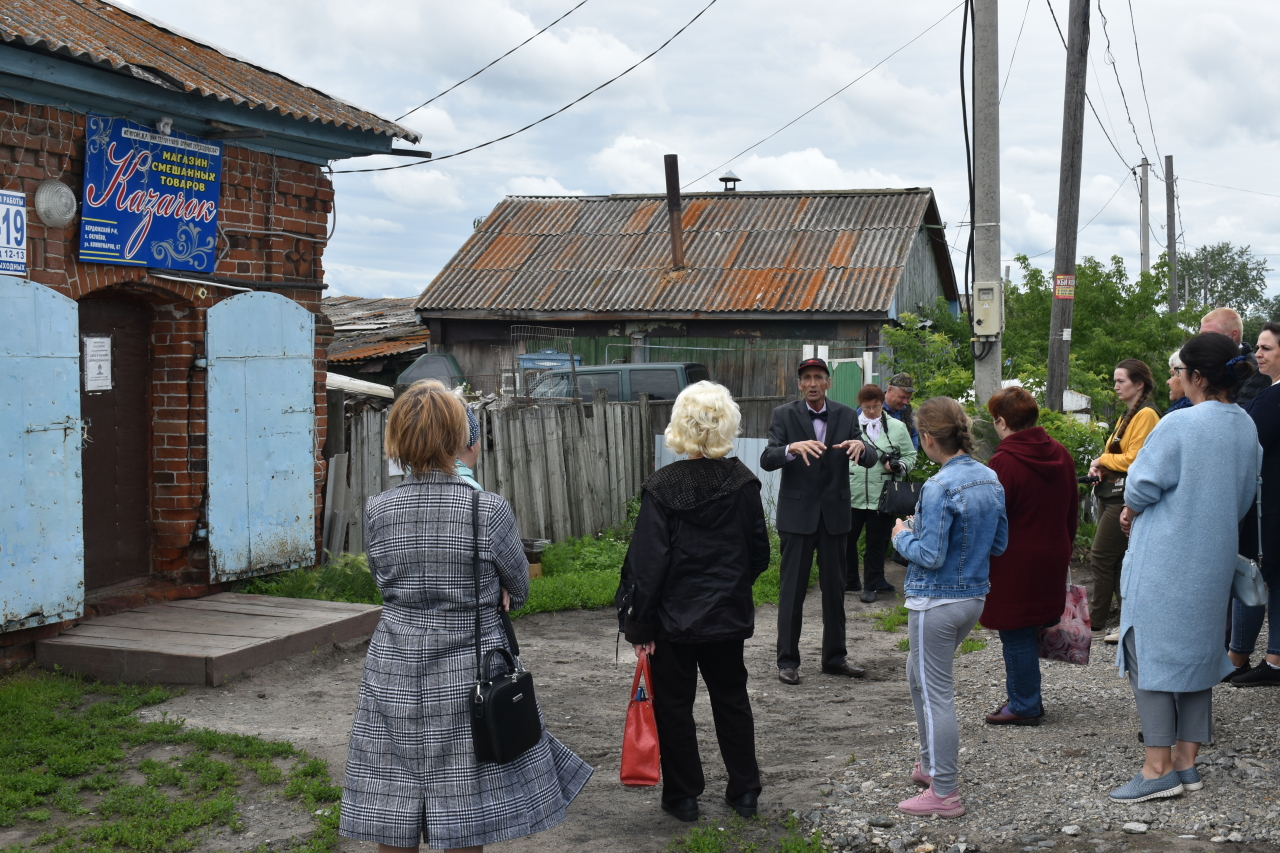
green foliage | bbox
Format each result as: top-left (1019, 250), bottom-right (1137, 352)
top-left (871, 604), bottom-right (909, 633)
top-left (666, 815), bottom-right (825, 853)
top-left (1178, 242), bottom-right (1270, 316)
top-left (896, 637), bottom-right (911, 652)
top-left (880, 311), bottom-right (974, 401)
top-left (1003, 254), bottom-right (1196, 402)
top-left (243, 552), bottom-right (382, 606)
top-left (957, 636), bottom-right (987, 656)
top-left (541, 533), bottom-right (629, 577)
top-left (0, 670), bottom-right (341, 851)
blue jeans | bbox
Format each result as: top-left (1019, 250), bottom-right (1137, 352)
top-left (1229, 581), bottom-right (1280, 657)
top-left (998, 626), bottom-right (1044, 717)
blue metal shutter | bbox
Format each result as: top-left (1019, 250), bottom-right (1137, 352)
top-left (0, 276), bottom-right (84, 630)
top-left (206, 292), bottom-right (316, 581)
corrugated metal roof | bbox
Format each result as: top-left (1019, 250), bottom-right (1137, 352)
top-left (1, 0), bottom-right (418, 141)
top-left (414, 189), bottom-right (956, 316)
top-left (322, 296), bottom-right (428, 362)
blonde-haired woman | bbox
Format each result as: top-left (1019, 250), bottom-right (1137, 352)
top-left (617, 381), bottom-right (770, 823)
top-left (341, 380), bottom-right (590, 853)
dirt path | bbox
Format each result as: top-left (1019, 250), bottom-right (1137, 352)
top-left (136, 562), bottom-right (1280, 852)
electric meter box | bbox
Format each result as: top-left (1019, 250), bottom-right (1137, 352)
top-left (972, 281), bottom-right (1004, 337)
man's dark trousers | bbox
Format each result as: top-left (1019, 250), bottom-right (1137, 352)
top-left (650, 638), bottom-right (761, 802)
top-left (777, 515), bottom-right (849, 670)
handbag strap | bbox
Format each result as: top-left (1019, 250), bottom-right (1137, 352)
top-left (631, 649), bottom-right (650, 698)
top-left (472, 490), bottom-right (483, 682)
top-left (1257, 475), bottom-right (1263, 559)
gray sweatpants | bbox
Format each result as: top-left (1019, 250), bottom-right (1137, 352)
top-left (906, 598), bottom-right (985, 796)
top-left (1123, 628), bottom-right (1213, 747)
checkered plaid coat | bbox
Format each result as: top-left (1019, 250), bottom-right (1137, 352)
top-left (340, 472), bottom-right (592, 849)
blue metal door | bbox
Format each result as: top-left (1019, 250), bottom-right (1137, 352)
top-left (206, 292), bottom-right (315, 581)
top-left (0, 276), bottom-right (84, 630)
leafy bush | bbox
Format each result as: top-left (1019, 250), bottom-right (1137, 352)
top-left (243, 552), bottom-right (381, 606)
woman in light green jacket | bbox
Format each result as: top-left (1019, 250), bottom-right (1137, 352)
top-left (847, 384), bottom-right (918, 603)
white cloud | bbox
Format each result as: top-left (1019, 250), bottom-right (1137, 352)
top-left (370, 169), bottom-right (465, 210)
top-left (734, 149), bottom-right (904, 191)
top-left (343, 214), bottom-right (406, 234)
top-left (589, 136), bottom-right (671, 194)
top-left (498, 176), bottom-right (584, 197)
top-left (323, 262), bottom-right (436, 299)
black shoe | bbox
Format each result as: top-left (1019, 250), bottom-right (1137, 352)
top-left (873, 584), bottom-right (896, 593)
top-left (1222, 662), bottom-right (1251, 683)
top-left (662, 797), bottom-right (699, 822)
top-left (822, 662), bottom-right (867, 678)
top-left (726, 789), bottom-right (760, 818)
top-left (859, 589), bottom-right (878, 604)
top-left (845, 583), bottom-right (863, 593)
top-left (778, 667), bottom-right (800, 685)
top-left (1231, 661), bottom-right (1280, 687)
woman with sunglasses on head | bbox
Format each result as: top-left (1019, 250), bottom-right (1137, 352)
top-left (1087, 359), bottom-right (1159, 643)
top-left (1107, 333), bottom-right (1261, 803)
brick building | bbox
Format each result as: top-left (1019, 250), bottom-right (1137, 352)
top-left (0, 0), bottom-right (418, 665)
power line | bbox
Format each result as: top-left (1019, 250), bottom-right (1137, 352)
top-left (1126, 0), bottom-right (1165, 173)
top-left (681, 1), bottom-right (965, 188)
top-left (334, 0), bottom-right (721, 174)
top-left (395, 0), bottom-right (593, 121)
top-left (1096, 0), bottom-right (1151, 167)
top-left (1013, 168), bottom-right (1135, 259)
top-left (1044, 0), bottom-right (1132, 172)
top-left (1000, 0), bottom-right (1034, 102)
top-left (1181, 177), bottom-right (1280, 200)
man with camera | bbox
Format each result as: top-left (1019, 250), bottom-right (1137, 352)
top-left (761, 359), bottom-right (879, 685)
top-left (848, 384), bottom-right (918, 602)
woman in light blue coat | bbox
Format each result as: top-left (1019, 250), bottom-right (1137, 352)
top-left (1108, 333), bottom-right (1262, 804)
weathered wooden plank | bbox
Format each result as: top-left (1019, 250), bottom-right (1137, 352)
top-left (162, 599), bottom-right (332, 619)
top-left (98, 611), bottom-right (331, 640)
top-left (606, 402), bottom-right (623, 522)
top-left (211, 592), bottom-right (381, 614)
top-left (37, 638), bottom-right (206, 685)
top-left (522, 407), bottom-right (551, 539)
top-left (322, 454), bottom-right (349, 557)
top-left (63, 624), bottom-right (258, 651)
top-left (541, 407), bottom-right (570, 541)
top-left (204, 608), bottom-right (383, 686)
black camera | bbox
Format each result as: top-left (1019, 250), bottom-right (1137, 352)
top-left (883, 449), bottom-right (907, 477)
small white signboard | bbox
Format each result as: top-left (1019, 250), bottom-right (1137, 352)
top-left (0, 190), bottom-right (26, 274)
top-left (83, 336), bottom-right (112, 392)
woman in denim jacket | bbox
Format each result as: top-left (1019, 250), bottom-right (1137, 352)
top-left (889, 397), bottom-right (1008, 819)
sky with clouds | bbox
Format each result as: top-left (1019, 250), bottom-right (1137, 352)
top-left (119, 0), bottom-right (1280, 300)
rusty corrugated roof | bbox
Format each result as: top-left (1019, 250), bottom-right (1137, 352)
top-left (414, 189), bottom-right (956, 317)
top-left (1, 0), bottom-right (418, 141)
top-left (322, 296), bottom-right (428, 363)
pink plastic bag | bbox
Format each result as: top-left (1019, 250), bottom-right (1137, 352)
top-left (1037, 583), bottom-right (1092, 665)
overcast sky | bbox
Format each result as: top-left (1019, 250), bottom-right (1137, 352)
top-left (120, 0), bottom-right (1280, 301)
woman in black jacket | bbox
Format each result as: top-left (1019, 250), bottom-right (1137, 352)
top-left (618, 381), bottom-right (770, 824)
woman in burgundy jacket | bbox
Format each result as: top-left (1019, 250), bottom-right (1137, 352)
top-left (982, 387), bottom-right (1080, 725)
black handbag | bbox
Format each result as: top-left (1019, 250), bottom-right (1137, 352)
top-left (878, 479), bottom-right (921, 517)
top-left (468, 491), bottom-right (542, 764)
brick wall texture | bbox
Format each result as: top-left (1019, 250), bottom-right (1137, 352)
top-left (6, 98), bottom-right (333, 638)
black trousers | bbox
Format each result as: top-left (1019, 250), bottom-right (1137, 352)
top-left (650, 638), bottom-right (761, 802)
top-left (846, 507), bottom-right (895, 591)
top-left (777, 515), bottom-right (848, 669)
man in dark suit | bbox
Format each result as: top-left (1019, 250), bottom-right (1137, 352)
top-left (761, 358), bottom-right (878, 685)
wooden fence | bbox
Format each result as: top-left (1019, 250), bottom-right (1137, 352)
top-left (321, 405), bottom-right (401, 557)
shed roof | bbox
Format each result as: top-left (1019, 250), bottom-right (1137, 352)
top-left (0, 0), bottom-right (418, 141)
top-left (414, 189), bottom-right (956, 320)
top-left (323, 296), bottom-right (427, 363)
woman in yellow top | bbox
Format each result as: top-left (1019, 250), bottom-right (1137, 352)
top-left (1088, 358), bottom-right (1159, 642)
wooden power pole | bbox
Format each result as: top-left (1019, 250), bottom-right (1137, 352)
top-left (1166, 154), bottom-right (1178, 312)
top-left (1139, 157), bottom-right (1150, 275)
top-left (1046, 0), bottom-right (1090, 412)
top-left (972, 0), bottom-right (1003, 405)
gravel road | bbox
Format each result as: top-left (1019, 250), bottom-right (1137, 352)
top-left (134, 563), bottom-right (1280, 852)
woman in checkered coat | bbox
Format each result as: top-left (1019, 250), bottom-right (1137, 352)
top-left (340, 382), bottom-right (592, 852)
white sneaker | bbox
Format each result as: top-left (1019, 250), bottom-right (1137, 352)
top-left (1104, 630), bottom-right (1120, 644)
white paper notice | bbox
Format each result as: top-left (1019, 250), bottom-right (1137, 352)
top-left (83, 336), bottom-right (112, 391)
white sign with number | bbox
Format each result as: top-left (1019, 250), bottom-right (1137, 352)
top-left (0, 190), bottom-right (25, 274)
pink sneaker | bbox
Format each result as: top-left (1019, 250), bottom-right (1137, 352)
top-left (911, 762), bottom-right (931, 787)
top-left (898, 785), bottom-right (966, 818)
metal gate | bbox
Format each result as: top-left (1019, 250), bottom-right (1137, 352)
top-left (206, 292), bottom-right (316, 581)
top-left (0, 276), bottom-right (84, 630)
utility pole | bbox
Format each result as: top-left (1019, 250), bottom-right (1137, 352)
top-left (1046, 0), bottom-right (1090, 412)
top-left (1139, 157), bottom-right (1150, 274)
top-left (1166, 154), bottom-right (1178, 312)
top-left (1202, 255), bottom-right (1210, 308)
top-left (972, 0), bottom-right (1003, 405)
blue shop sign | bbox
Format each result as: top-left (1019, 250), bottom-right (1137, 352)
top-left (79, 115), bottom-right (222, 273)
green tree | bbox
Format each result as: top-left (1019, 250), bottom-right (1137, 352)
top-left (880, 310), bottom-right (973, 401)
top-left (1177, 242), bottom-right (1270, 315)
top-left (1244, 292), bottom-right (1280, 346)
top-left (1002, 253), bottom-right (1194, 410)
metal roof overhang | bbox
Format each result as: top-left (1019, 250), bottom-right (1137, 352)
top-left (415, 309), bottom-right (891, 323)
top-left (0, 43), bottom-right (398, 163)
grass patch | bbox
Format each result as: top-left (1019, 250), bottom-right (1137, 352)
top-left (869, 603), bottom-right (909, 633)
top-left (666, 815), bottom-right (825, 852)
top-left (896, 637), bottom-right (911, 652)
top-left (957, 635), bottom-right (988, 656)
top-left (243, 552), bottom-right (380, 605)
top-left (0, 669), bottom-right (342, 852)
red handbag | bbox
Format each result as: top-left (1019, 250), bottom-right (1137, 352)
top-left (619, 650), bottom-right (660, 787)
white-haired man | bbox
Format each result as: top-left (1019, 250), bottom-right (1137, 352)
top-left (1200, 307), bottom-right (1270, 405)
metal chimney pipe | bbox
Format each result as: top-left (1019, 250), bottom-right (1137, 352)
top-left (663, 154), bottom-right (685, 270)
